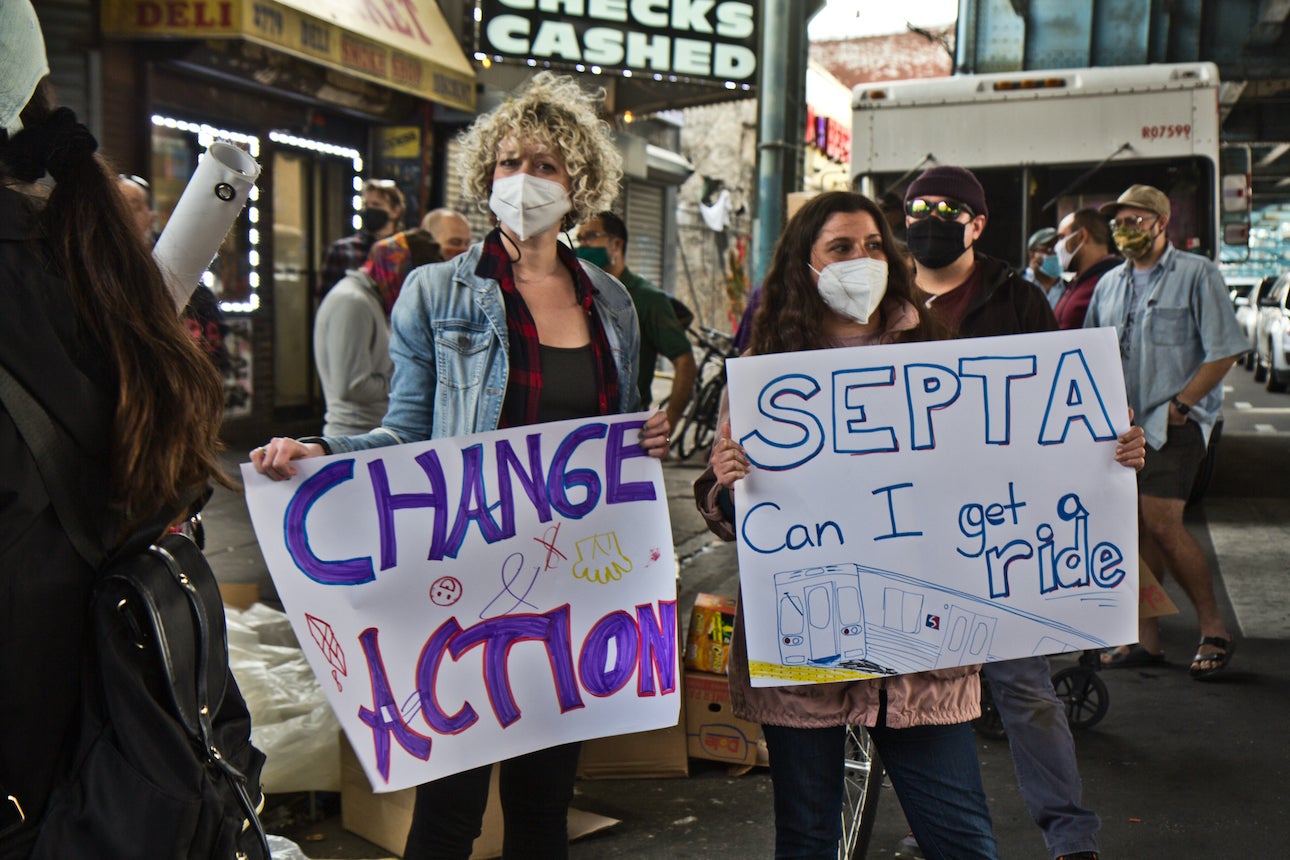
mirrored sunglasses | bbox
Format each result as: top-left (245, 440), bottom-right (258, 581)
top-left (905, 198), bottom-right (974, 221)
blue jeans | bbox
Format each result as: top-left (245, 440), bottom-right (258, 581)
top-left (762, 722), bottom-right (997, 860)
top-left (402, 742), bottom-right (582, 860)
top-left (983, 656), bottom-right (1101, 857)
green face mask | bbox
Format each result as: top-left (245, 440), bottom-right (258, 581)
top-left (1113, 226), bottom-right (1155, 260)
top-left (575, 245), bottom-right (610, 269)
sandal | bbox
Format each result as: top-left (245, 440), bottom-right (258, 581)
top-left (1189, 636), bottom-right (1235, 681)
top-left (1101, 644), bottom-right (1166, 669)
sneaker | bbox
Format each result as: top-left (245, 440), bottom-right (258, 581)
top-left (893, 832), bottom-right (925, 859)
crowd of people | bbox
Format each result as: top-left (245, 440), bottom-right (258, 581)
top-left (3, 2), bottom-right (1248, 853)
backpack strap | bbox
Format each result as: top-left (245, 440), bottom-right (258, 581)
top-left (0, 361), bottom-right (106, 569)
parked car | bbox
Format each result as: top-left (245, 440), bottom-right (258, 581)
top-left (1232, 275), bottom-right (1276, 369)
top-left (1253, 272), bottom-right (1290, 392)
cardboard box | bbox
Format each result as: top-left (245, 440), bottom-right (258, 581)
top-left (684, 670), bottom-right (763, 767)
top-left (340, 737), bottom-right (618, 858)
top-left (218, 582), bottom-right (260, 611)
top-left (684, 593), bottom-right (737, 675)
top-left (577, 710), bottom-right (688, 779)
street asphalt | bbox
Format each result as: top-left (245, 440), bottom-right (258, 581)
top-left (209, 373), bottom-right (1290, 859)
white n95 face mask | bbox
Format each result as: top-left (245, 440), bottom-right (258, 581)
top-left (1056, 232), bottom-right (1084, 272)
top-left (810, 257), bottom-right (889, 324)
top-left (489, 173), bottom-right (572, 241)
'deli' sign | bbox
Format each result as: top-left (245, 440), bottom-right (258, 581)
top-left (478, 0), bottom-right (759, 85)
top-left (724, 329), bottom-right (1139, 688)
top-left (242, 413), bottom-right (679, 791)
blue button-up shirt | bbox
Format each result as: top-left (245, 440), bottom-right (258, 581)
top-left (1084, 244), bottom-right (1246, 449)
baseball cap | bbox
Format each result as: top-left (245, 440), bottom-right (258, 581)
top-left (1098, 185), bottom-right (1171, 221)
top-left (0, 0), bottom-right (49, 136)
top-left (1027, 228), bottom-right (1058, 251)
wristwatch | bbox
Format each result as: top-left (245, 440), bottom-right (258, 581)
top-left (1171, 397), bottom-right (1191, 416)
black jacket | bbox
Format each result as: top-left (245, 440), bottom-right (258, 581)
top-left (957, 251), bottom-right (1059, 339)
top-left (0, 187), bottom-right (116, 851)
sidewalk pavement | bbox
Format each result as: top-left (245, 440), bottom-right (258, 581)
top-left (205, 438), bottom-right (1290, 859)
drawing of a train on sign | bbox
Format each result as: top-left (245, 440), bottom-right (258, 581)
top-left (773, 563), bottom-right (1113, 675)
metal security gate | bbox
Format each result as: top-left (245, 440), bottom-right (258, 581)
top-left (621, 181), bottom-right (666, 288)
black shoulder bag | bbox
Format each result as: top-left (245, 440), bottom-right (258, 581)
top-left (0, 365), bottom-right (271, 860)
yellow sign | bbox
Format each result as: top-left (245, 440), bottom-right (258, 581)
top-left (378, 126), bottom-right (420, 159)
top-left (101, 0), bottom-right (475, 112)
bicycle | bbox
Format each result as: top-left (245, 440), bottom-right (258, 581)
top-left (840, 725), bottom-right (885, 859)
top-left (672, 325), bottom-right (737, 461)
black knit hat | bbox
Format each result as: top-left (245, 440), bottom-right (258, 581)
top-left (905, 165), bottom-right (988, 220)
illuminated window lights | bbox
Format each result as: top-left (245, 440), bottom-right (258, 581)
top-left (152, 113), bottom-right (261, 314)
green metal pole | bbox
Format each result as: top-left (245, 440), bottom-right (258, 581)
top-left (753, 0), bottom-right (823, 286)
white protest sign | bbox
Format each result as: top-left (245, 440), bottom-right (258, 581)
top-left (241, 413), bottom-right (679, 792)
top-left (725, 328), bottom-right (1138, 688)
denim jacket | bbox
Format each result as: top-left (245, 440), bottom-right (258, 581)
top-left (1084, 244), bottom-right (1246, 449)
top-left (322, 243), bottom-right (642, 453)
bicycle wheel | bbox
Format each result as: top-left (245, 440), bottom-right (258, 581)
top-left (676, 377), bottom-right (721, 460)
top-left (839, 725), bottom-right (884, 860)
top-left (1051, 666), bottom-right (1109, 730)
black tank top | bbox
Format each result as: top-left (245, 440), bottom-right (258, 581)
top-left (536, 344), bottom-right (600, 423)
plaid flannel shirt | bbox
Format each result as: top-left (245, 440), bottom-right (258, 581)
top-left (475, 229), bottom-right (620, 428)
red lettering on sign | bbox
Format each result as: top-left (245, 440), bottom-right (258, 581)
top-left (135, 1), bottom-right (231, 29)
top-left (137, 1), bottom-right (161, 26)
top-left (356, 0), bottom-right (435, 47)
top-left (342, 34), bottom-right (388, 77)
top-left (391, 51), bottom-right (423, 87)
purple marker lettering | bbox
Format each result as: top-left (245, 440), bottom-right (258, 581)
top-left (448, 614), bottom-right (551, 727)
top-left (605, 419), bottom-right (656, 504)
top-left (578, 610), bottom-right (639, 697)
top-left (635, 600), bottom-right (678, 696)
top-left (284, 460), bottom-right (376, 585)
top-left (357, 628), bottom-right (432, 780)
top-left (542, 604), bottom-right (585, 712)
top-left (414, 617), bottom-right (478, 734)
top-left (444, 444), bottom-right (508, 556)
top-left (369, 451), bottom-right (450, 565)
top-left (547, 423), bottom-right (608, 519)
top-left (496, 433), bottom-right (552, 531)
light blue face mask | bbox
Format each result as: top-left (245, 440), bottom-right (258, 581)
top-left (1038, 253), bottom-right (1062, 279)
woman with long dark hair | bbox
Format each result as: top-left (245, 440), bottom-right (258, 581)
top-left (694, 191), bottom-right (1000, 859)
top-left (0, 20), bottom-right (230, 858)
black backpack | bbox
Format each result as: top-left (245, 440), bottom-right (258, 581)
top-left (0, 365), bottom-right (270, 860)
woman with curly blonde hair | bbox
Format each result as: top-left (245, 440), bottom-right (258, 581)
top-left (251, 71), bottom-right (669, 859)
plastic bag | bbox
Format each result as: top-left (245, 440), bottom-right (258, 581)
top-left (227, 603), bottom-right (341, 793)
top-left (267, 834), bottom-right (310, 860)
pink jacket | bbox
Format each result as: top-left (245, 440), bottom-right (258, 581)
top-left (692, 297), bottom-right (981, 729)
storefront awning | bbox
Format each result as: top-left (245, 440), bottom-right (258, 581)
top-left (101, 0), bottom-right (475, 112)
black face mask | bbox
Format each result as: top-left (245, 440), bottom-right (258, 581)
top-left (360, 207), bottom-right (390, 233)
top-left (906, 217), bottom-right (970, 270)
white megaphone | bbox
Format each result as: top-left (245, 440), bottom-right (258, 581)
top-left (152, 141), bottom-right (261, 311)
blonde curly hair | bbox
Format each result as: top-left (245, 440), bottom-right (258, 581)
top-left (456, 72), bottom-right (623, 231)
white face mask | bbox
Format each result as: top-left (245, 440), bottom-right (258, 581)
top-left (489, 173), bottom-right (571, 241)
top-left (809, 257), bottom-right (888, 324)
top-left (1056, 231), bottom-right (1084, 272)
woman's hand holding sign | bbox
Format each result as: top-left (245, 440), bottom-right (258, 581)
top-left (713, 422), bottom-right (751, 489)
top-left (250, 437), bottom-right (324, 481)
top-left (637, 410), bottom-right (671, 459)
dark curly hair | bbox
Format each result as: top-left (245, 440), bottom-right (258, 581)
top-left (749, 191), bottom-right (942, 356)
